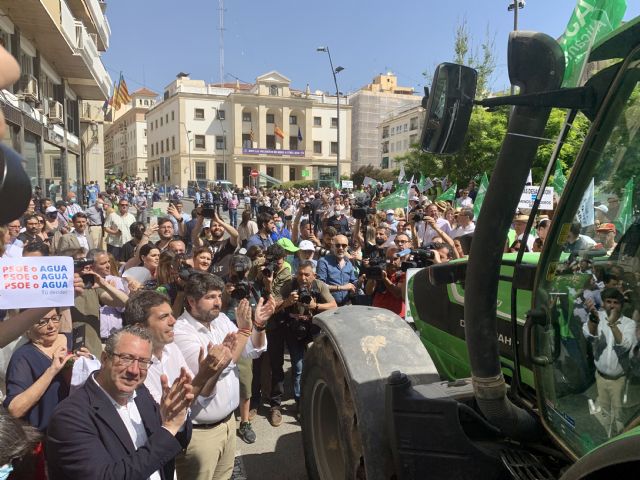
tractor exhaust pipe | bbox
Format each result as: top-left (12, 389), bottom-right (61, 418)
top-left (465, 31), bottom-right (565, 440)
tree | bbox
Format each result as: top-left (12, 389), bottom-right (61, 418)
top-left (351, 165), bottom-right (396, 186)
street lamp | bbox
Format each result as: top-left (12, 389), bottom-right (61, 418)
top-left (317, 46), bottom-right (344, 183)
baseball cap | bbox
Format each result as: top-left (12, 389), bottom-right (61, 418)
top-left (45, 206), bottom-right (57, 213)
top-left (594, 204), bottom-right (609, 213)
top-left (386, 209), bottom-right (395, 215)
top-left (277, 237), bottom-right (299, 253)
top-left (596, 223), bottom-right (616, 233)
top-left (298, 240), bottom-right (315, 251)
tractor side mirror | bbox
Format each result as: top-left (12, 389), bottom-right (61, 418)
top-left (420, 63), bottom-right (477, 154)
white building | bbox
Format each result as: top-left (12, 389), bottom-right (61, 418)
top-left (379, 104), bottom-right (424, 169)
top-left (146, 71), bottom-right (351, 188)
top-left (0, 0), bottom-right (112, 198)
top-left (104, 88), bottom-right (157, 179)
top-left (348, 73), bottom-right (421, 171)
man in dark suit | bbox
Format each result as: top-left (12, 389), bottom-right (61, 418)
top-left (46, 325), bottom-right (193, 480)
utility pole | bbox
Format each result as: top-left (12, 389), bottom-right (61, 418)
top-left (218, 0), bottom-right (225, 85)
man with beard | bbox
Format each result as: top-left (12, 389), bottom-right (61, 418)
top-left (316, 234), bottom-right (357, 306)
top-left (191, 209), bottom-right (239, 279)
top-left (156, 217), bottom-right (178, 253)
top-left (174, 273), bottom-right (273, 479)
top-left (246, 212), bottom-right (275, 250)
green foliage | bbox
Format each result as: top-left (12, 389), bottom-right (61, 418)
top-left (280, 179), bottom-right (317, 189)
top-left (351, 165), bottom-right (396, 186)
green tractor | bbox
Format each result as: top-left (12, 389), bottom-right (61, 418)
top-left (301, 19), bottom-right (640, 480)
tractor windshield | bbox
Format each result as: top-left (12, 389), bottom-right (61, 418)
top-left (534, 52), bottom-right (640, 457)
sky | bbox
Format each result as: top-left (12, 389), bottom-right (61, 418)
top-left (102, 1), bottom-right (640, 97)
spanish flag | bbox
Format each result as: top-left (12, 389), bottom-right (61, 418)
top-left (274, 123), bottom-right (285, 139)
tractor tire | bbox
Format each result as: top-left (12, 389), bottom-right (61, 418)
top-left (301, 333), bottom-right (367, 480)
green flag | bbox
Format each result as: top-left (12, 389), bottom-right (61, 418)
top-left (614, 178), bottom-right (634, 234)
top-left (376, 183), bottom-right (409, 211)
top-left (559, 0), bottom-right (626, 88)
top-left (473, 173), bottom-right (489, 219)
top-left (418, 174), bottom-right (427, 193)
top-left (552, 164), bottom-right (567, 195)
top-left (436, 183), bottom-right (457, 202)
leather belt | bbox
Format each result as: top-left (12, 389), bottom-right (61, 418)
top-left (597, 370), bottom-right (625, 381)
top-left (192, 412), bottom-right (232, 429)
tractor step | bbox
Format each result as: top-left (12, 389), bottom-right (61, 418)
top-left (500, 449), bottom-right (554, 480)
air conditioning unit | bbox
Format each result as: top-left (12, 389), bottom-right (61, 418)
top-left (19, 74), bottom-right (38, 102)
top-left (48, 100), bottom-right (64, 124)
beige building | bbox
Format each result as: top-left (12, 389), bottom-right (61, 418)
top-left (104, 88), bottom-right (157, 179)
top-left (348, 73), bottom-right (421, 171)
top-left (379, 104), bottom-right (424, 170)
top-left (0, 0), bottom-right (112, 199)
top-left (146, 71), bottom-right (351, 188)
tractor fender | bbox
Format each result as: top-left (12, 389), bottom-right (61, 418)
top-left (311, 305), bottom-right (439, 479)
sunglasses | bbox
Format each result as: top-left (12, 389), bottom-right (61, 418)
top-left (334, 243), bottom-right (348, 248)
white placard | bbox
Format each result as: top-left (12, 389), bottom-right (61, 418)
top-left (0, 256), bottom-right (75, 309)
top-left (341, 180), bottom-right (354, 189)
top-left (518, 186), bottom-right (554, 210)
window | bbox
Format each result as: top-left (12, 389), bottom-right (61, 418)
top-left (331, 117), bottom-right (338, 128)
top-left (242, 133), bottom-right (252, 148)
top-left (144, 129), bottom-right (147, 137)
top-left (155, 120), bottom-right (158, 129)
top-left (410, 117), bottom-right (418, 130)
top-left (270, 85), bottom-right (278, 96)
top-left (382, 126), bottom-right (389, 138)
top-left (53, 157), bottom-right (62, 177)
top-left (382, 141), bottom-right (389, 154)
top-left (313, 141), bottom-right (322, 154)
top-left (195, 162), bottom-right (206, 180)
top-left (331, 142), bottom-right (338, 154)
top-left (289, 115), bottom-right (297, 125)
top-left (266, 135), bottom-right (276, 149)
top-left (242, 112), bottom-right (251, 122)
top-left (314, 116), bottom-right (322, 127)
top-left (216, 163), bottom-right (225, 180)
top-left (166, 139), bottom-right (169, 151)
top-left (171, 111), bottom-right (175, 121)
top-left (165, 114), bottom-right (169, 124)
top-left (266, 113), bottom-right (275, 124)
top-left (160, 117), bottom-right (163, 126)
top-left (151, 144), bottom-right (154, 156)
top-left (216, 135), bottom-right (226, 150)
top-left (404, 123), bottom-right (408, 132)
top-left (195, 135), bottom-right (206, 149)
top-left (160, 142), bottom-right (164, 154)
top-left (217, 110), bottom-right (225, 120)
top-left (290, 167), bottom-right (296, 181)
top-left (143, 145), bottom-right (147, 154)
top-left (172, 136), bottom-right (175, 150)
top-left (381, 157), bottom-right (389, 169)
top-left (194, 108), bottom-right (205, 119)
top-left (289, 136), bottom-right (298, 150)
top-left (156, 142), bottom-right (159, 154)
top-left (150, 122), bottom-right (153, 131)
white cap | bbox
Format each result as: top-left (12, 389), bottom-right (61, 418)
top-left (298, 240), bottom-right (315, 251)
top-left (386, 209), bottom-right (395, 215)
top-left (46, 206), bottom-right (57, 213)
top-left (594, 204), bottom-right (609, 213)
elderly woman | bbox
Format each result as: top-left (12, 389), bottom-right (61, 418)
top-left (3, 308), bottom-right (89, 431)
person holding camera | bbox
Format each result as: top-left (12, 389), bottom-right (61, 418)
top-left (317, 234), bottom-right (357, 306)
top-left (269, 261), bottom-right (337, 426)
top-left (365, 246), bottom-right (406, 318)
top-left (191, 207), bottom-right (239, 279)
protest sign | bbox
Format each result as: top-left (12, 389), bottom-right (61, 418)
top-left (341, 180), bottom-right (354, 189)
top-left (518, 186), bottom-right (554, 211)
top-left (0, 256), bottom-right (75, 309)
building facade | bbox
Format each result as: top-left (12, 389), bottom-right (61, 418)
top-left (348, 73), bottom-right (421, 171)
top-left (0, 0), bottom-right (111, 200)
top-left (146, 71), bottom-right (351, 188)
top-left (379, 104), bottom-right (424, 170)
top-left (104, 88), bottom-right (157, 179)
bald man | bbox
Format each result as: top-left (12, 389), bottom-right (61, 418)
top-left (316, 234), bottom-right (358, 306)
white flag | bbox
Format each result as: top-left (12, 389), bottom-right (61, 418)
top-left (576, 178), bottom-right (594, 226)
top-left (398, 165), bottom-right (406, 183)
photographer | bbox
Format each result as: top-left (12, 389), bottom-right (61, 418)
top-left (317, 234), bottom-right (357, 306)
top-left (191, 207), bottom-right (239, 279)
top-left (268, 261), bottom-right (337, 426)
top-left (253, 243), bottom-right (291, 301)
top-left (365, 247), bottom-right (406, 318)
top-left (414, 203), bottom-right (452, 247)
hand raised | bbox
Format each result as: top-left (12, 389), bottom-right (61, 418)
top-left (255, 296), bottom-right (275, 326)
top-left (49, 345), bottom-right (73, 375)
top-left (199, 344), bottom-right (233, 377)
top-left (235, 298), bottom-right (252, 330)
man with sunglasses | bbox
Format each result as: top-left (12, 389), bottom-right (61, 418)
top-left (104, 199), bottom-right (136, 261)
top-left (316, 234), bottom-right (358, 307)
top-left (46, 325), bottom-right (194, 480)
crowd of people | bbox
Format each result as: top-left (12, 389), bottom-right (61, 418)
top-left (1, 172), bottom-right (640, 479)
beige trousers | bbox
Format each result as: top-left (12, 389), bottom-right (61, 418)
top-left (88, 225), bottom-right (104, 250)
top-left (175, 414), bottom-right (236, 480)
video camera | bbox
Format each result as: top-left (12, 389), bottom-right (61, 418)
top-left (351, 191), bottom-right (375, 221)
top-left (362, 256), bottom-right (387, 280)
top-left (230, 256), bottom-right (254, 301)
top-left (74, 258), bottom-right (95, 288)
top-left (397, 248), bottom-right (436, 271)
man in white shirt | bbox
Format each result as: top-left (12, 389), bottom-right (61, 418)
top-left (583, 288), bottom-right (636, 436)
top-left (104, 198), bottom-right (136, 261)
top-left (57, 212), bottom-right (94, 254)
top-left (174, 273), bottom-right (274, 480)
top-left (415, 203), bottom-right (452, 247)
top-left (451, 207), bottom-right (476, 239)
top-left (3, 219), bottom-right (23, 257)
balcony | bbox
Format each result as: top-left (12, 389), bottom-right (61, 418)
top-left (0, 0), bottom-right (112, 100)
top-left (67, 0), bottom-right (110, 50)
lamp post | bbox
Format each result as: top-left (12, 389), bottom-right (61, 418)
top-left (317, 46), bottom-right (344, 183)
